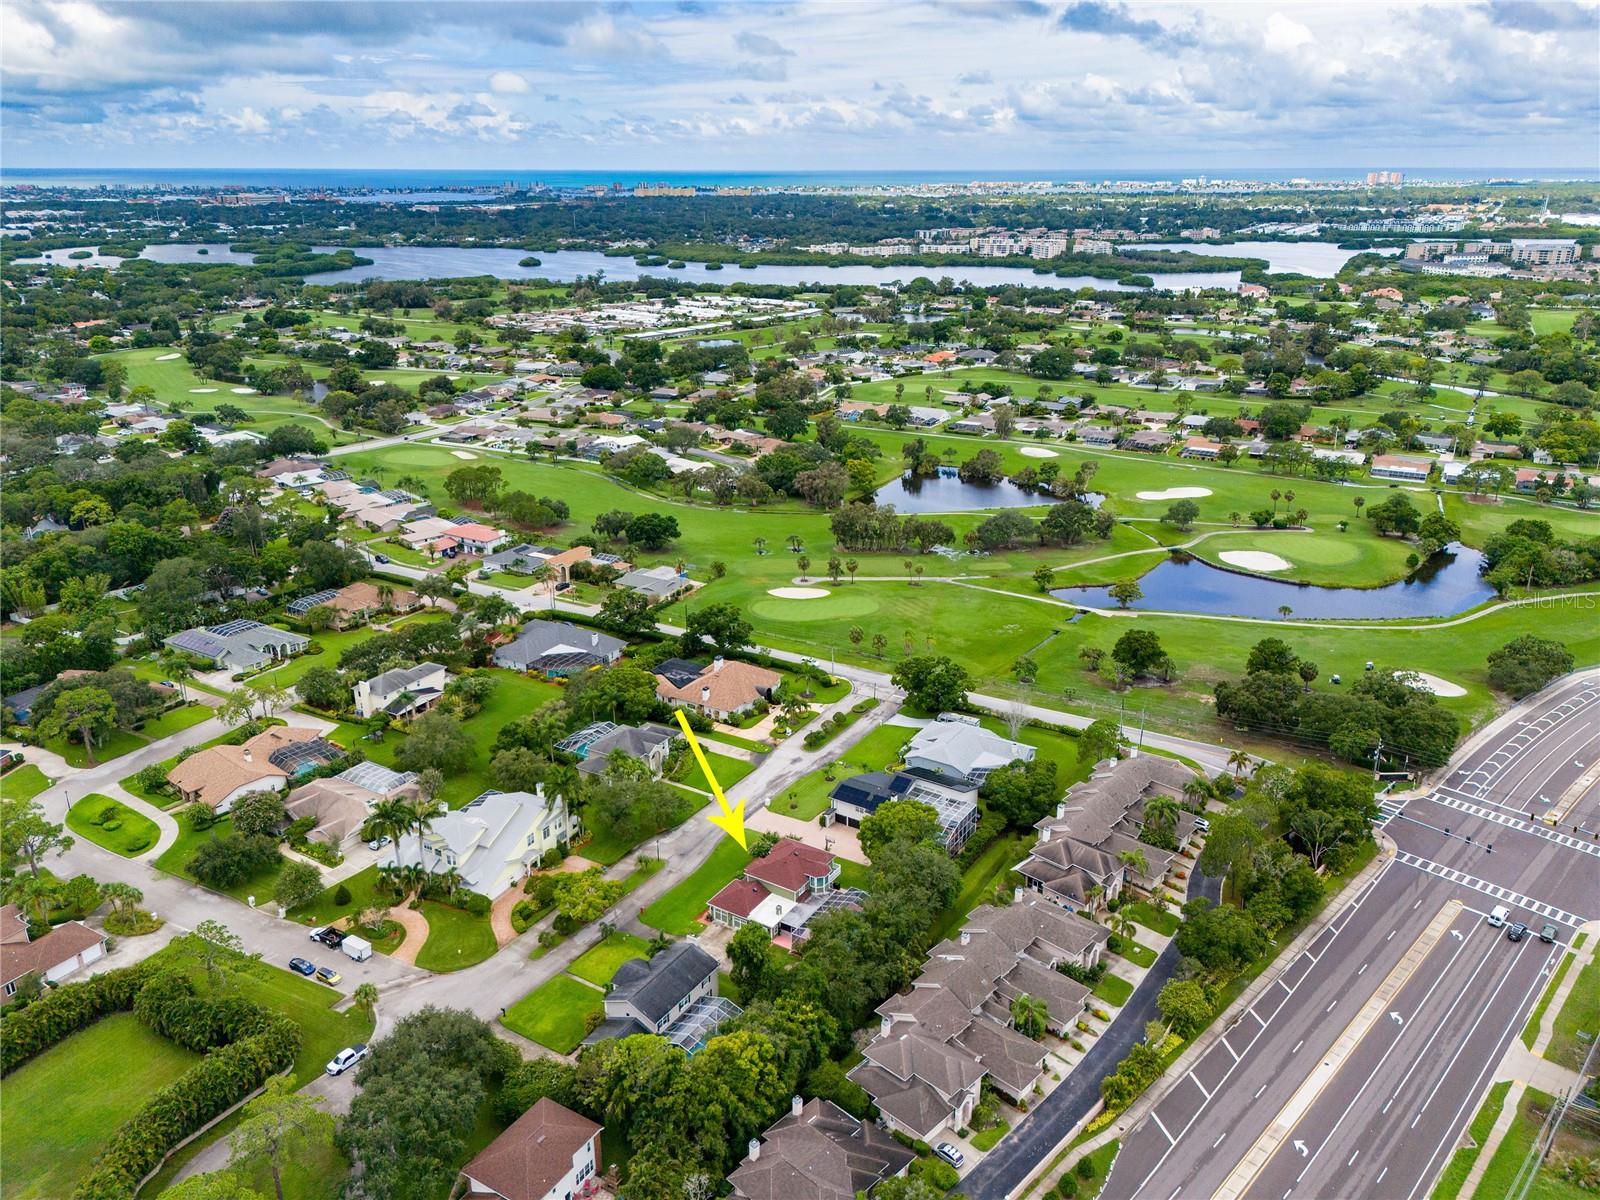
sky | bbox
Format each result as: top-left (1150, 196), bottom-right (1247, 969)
top-left (3, 0), bottom-right (1599, 171)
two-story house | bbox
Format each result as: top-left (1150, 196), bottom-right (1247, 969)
top-left (383, 787), bottom-right (576, 897)
top-left (351, 662), bottom-right (449, 720)
top-left (583, 941), bottom-right (740, 1053)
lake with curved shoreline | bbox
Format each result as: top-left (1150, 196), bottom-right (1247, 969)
top-left (1052, 545), bottom-right (1494, 619)
top-left (1130, 241), bottom-right (1400, 278)
top-left (875, 468), bottom-right (1104, 514)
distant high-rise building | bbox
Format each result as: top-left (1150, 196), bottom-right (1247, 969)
top-left (1366, 170), bottom-right (1405, 186)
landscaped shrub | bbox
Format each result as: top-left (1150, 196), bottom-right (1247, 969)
top-left (0, 962), bottom-right (160, 1074)
top-left (457, 890), bottom-right (492, 917)
top-left (911, 1157), bottom-right (960, 1190)
top-left (333, 883), bottom-right (352, 907)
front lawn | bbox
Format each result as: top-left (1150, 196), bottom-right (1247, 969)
top-left (641, 839), bottom-right (752, 935)
top-left (135, 702), bottom-right (214, 741)
top-left (413, 900), bottom-right (498, 972)
top-left (676, 749), bottom-right (756, 795)
top-left (0, 1013), bottom-right (199, 1200)
top-left (65, 794), bottom-right (161, 857)
top-left (972, 1121), bottom-right (1011, 1152)
top-left (153, 810), bottom-right (287, 904)
top-left (43, 725), bottom-right (145, 769)
top-left (502, 975), bottom-right (605, 1053)
top-left (568, 931), bottom-right (652, 986)
top-left (1122, 900), bottom-right (1180, 937)
top-left (1093, 973), bottom-right (1135, 1006)
top-left (1117, 939), bottom-right (1160, 969)
top-left (0, 763), bottom-right (51, 801)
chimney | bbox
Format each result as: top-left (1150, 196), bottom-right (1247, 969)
top-left (591, 632), bottom-right (598, 647)
top-left (747, 1138), bottom-right (761, 1162)
top-left (713, 656), bottom-right (724, 673)
top-left (792, 1094), bottom-right (804, 1118)
top-left (701, 685), bottom-right (711, 703)
top-left (880, 1015), bottom-right (893, 1038)
top-left (241, 748), bottom-right (252, 763)
top-left (959, 930), bottom-right (970, 946)
top-left (1013, 886), bottom-right (1025, 903)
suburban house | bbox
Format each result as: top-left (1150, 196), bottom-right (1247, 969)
top-left (1180, 436), bottom-right (1223, 460)
top-left (902, 716), bottom-right (1035, 787)
top-left (383, 786), bottom-right (577, 897)
top-left (457, 1098), bottom-right (603, 1200)
top-left (583, 941), bottom-right (740, 1053)
top-left (163, 619), bottom-right (310, 672)
top-left (286, 580), bottom-right (421, 628)
top-left (351, 661), bottom-right (449, 720)
top-left (847, 898), bottom-right (1107, 1139)
top-left (616, 564), bottom-right (692, 603)
top-left (727, 1096), bottom-right (916, 1200)
top-left (1, 904), bottom-right (107, 996)
top-left (492, 620), bottom-right (626, 676)
top-left (284, 762), bottom-right (419, 846)
top-left (1369, 454), bottom-right (1433, 481)
top-left (827, 770), bottom-right (980, 855)
top-left (706, 839), bottom-right (861, 946)
top-left (555, 721), bottom-right (678, 778)
top-left (653, 657), bottom-right (781, 721)
top-left (1016, 755), bottom-right (1200, 909)
top-left (482, 543), bottom-right (615, 583)
top-left (447, 522), bottom-right (511, 555)
top-left (167, 726), bottom-right (339, 813)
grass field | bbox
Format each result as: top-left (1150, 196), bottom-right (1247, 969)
top-left (568, 930), bottom-right (652, 986)
top-left (0, 763), bottom-right (51, 801)
top-left (1468, 1087), bottom-right (1589, 1200)
top-left (1543, 947), bottom-right (1600, 1071)
top-left (641, 838), bottom-right (752, 934)
top-left (153, 810), bottom-right (287, 903)
top-left (1093, 973), bottom-right (1135, 1006)
top-left (1122, 900), bottom-right (1180, 937)
top-left (65, 794), bottom-right (161, 857)
top-left (501, 974), bottom-right (605, 1053)
top-left (1431, 1081), bottom-right (1512, 1200)
top-left (676, 748), bottom-right (756, 794)
top-left (413, 900), bottom-right (498, 972)
top-left (135, 703), bottom-right (215, 741)
top-left (0, 1013), bottom-right (200, 1200)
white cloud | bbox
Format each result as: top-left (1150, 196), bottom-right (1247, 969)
top-left (488, 70), bottom-right (529, 94)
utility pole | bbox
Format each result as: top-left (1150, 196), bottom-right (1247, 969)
top-left (1136, 707), bottom-right (1147, 754)
top-left (1372, 735), bottom-right (1384, 782)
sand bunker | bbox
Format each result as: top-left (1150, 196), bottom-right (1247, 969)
top-left (1397, 671), bottom-right (1468, 698)
top-left (1020, 446), bottom-right (1059, 459)
top-left (188, 387), bottom-right (218, 394)
top-left (154, 353), bottom-right (181, 361)
top-left (450, 450), bottom-right (479, 460)
top-left (1219, 550), bottom-right (1292, 572)
top-left (230, 387), bottom-right (257, 395)
top-left (1137, 487), bottom-right (1213, 501)
top-left (768, 587), bottom-right (831, 599)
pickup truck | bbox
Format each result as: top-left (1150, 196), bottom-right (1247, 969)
top-left (308, 926), bottom-right (345, 949)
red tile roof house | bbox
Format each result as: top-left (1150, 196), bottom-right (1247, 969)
top-left (707, 839), bottom-right (855, 949)
top-left (458, 1098), bottom-right (604, 1200)
top-left (1, 903), bottom-right (107, 998)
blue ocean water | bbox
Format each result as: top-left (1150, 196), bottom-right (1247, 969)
top-left (3, 166), bottom-right (1593, 191)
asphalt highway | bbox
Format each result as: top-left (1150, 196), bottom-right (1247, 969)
top-left (1101, 673), bottom-right (1600, 1200)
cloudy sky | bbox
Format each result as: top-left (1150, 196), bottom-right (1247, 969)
top-left (4, 0), bottom-right (1598, 172)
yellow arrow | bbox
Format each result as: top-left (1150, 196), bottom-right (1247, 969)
top-left (673, 709), bottom-right (748, 850)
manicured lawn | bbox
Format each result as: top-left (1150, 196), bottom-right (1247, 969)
top-left (258, 614), bottom-right (450, 688)
top-left (0, 763), bottom-right (51, 801)
top-left (1431, 1081), bottom-right (1512, 1200)
top-left (153, 810), bottom-right (287, 904)
top-left (929, 832), bottom-right (1030, 945)
top-left (972, 1121), bottom-right (1011, 1151)
top-left (1544, 946), bottom-right (1600, 1071)
top-left (1093, 973), bottom-right (1135, 1006)
top-left (1118, 939), bottom-right (1159, 968)
top-left (676, 749), bottom-right (756, 794)
top-left (135, 702), bottom-right (214, 740)
top-left (502, 975), bottom-right (605, 1053)
top-left (0, 1013), bottom-right (200, 1200)
top-left (65, 794), bottom-right (161, 857)
top-left (568, 931), bottom-right (652, 986)
top-left (582, 789), bottom-right (711, 866)
top-left (836, 859), bottom-right (872, 890)
top-left (1122, 900), bottom-right (1180, 937)
top-left (769, 721), bottom-right (913, 820)
top-left (641, 838), bottom-right (753, 935)
top-left (413, 900), bottom-right (499, 972)
top-left (43, 725), bottom-right (145, 769)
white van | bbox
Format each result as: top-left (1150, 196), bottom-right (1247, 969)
top-left (1487, 905), bottom-right (1510, 928)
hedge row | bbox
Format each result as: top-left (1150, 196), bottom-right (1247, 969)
top-left (74, 1018), bottom-right (300, 1200)
top-left (0, 961), bottom-right (160, 1074)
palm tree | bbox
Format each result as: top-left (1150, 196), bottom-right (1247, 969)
top-left (158, 652), bottom-right (194, 703)
top-left (845, 558), bottom-right (859, 584)
top-left (364, 799), bottom-right (412, 861)
top-left (1143, 795), bottom-right (1180, 845)
top-left (408, 794), bottom-right (446, 879)
top-left (1227, 748), bottom-right (1254, 779)
top-left (1277, 604), bottom-right (1293, 620)
top-left (753, 536), bottom-right (767, 556)
top-left (351, 982), bottom-right (379, 1022)
top-left (1010, 993), bottom-right (1050, 1040)
top-left (376, 583), bottom-right (395, 613)
top-left (1182, 778), bottom-right (1211, 810)
top-left (1117, 847), bottom-right (1149, 883)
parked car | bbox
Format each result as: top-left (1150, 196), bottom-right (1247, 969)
top-left (1193, 815), bottom-right (1211, 832)
top-left (309, 926), bottom-right (345, 948)
top-left (316, 965), bottom-right (342, 985)
top-left (1539, 924), bottom-right (1559, 944)
top-left (288, 957), bottom-right (315, 976)
top-left (1506, 922), bottom-right (1528, 942)
top-left (934, 1143), bottom-right (965, 1169)
top-left (1487, 905), bottom-right (1510, 928)
top-left (325, 1044), bottom-right (368, 1076)
top-left (367, 835), bottom-right (391, 852)
top-left (373, 553), bottom-right (390, 564)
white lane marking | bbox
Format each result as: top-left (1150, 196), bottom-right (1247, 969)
top-left (1409, 941), bottom-right (1529, 1129)
top-left (1221, 1039), bottom-right (1240, 1062)
top-left (1349, 1151), bottom-right (1360, 1166)
top-left (1214, 1133), bottom-right (1227, 1149)
top-left (1293, 1040), bottom-right (1304, 1054)
top-left (1377, 1167), bottom-right (1388, 1186)
top-left (1391, 851), bottom-right (1587, 927)
top-left (1151, 1113), bottom-right (1175, 1144)
top-left (1255, 1084), bottom-right (1268, 1099)
top-left (1358, 962), bottom-right (1369, 976)
top-left (1325, 1001), bottom-right (1338, 1013)
top-left (1188, 1072), bottom-right (1213, 1100)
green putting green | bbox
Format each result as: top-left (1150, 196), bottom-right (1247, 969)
top-left (748, 591), bottom-right (881, 622)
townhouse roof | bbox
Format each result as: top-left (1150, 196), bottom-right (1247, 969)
top-left (460, 1098), bottom-right (601, 1200)
top-left (728, 1098), bottom-right (917, 1200)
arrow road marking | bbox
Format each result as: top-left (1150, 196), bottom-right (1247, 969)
top-left (1390, 1011), bottom-right (1405, 1026)
top-left (1293, 1141), bottom-right (1309, 1157)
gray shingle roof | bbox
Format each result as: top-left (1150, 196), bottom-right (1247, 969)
top-left (607, 941), bottom-right (717, 1025)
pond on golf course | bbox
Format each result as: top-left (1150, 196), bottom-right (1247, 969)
top-left (875, 468), bottom-right (1104, 514)
top-left (1052, 544), bottom-right (1494, 619)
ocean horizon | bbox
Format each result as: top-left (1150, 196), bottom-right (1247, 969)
top-left (4, 166), bottom-right (1596, 191)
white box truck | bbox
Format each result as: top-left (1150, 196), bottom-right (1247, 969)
top-left (342, 935), bottom-right (373, 962)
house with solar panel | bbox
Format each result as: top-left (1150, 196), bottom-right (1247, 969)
top-left (285, 581), bottom-right (421, 630)
top-left (163, 620), bottom-right (310, 672)
top-left (351, 662), bottom-right (449, 721)
top-left (168, 726), bottom-right (342, 814)
top-left (491, 620), bottom-right (626, 677)
top-left (827, 770), bottom-right (981, 855)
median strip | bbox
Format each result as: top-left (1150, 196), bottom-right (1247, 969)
top-left (1212, 899), bottom-right (1463, 1200)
